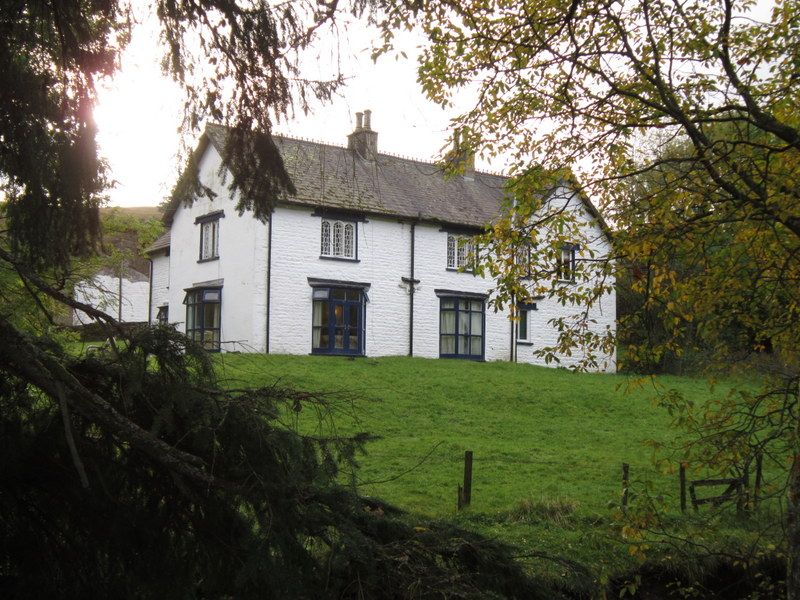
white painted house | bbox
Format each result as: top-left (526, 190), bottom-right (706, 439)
top-left (148, 113), bottom-right (616, 371)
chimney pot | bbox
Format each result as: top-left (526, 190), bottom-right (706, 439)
top-left (347, 109), bottom-right (378, 160)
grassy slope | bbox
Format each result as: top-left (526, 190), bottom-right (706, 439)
top-left (214, 354), bottom-right (777, 591)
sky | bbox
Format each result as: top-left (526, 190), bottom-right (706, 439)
top-left (95, 11), bottom-right (475, 208)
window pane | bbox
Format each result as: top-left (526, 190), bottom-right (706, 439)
top-left (349, 330), bottom-right (359, 351)
top-left (313, 300), bottom-right (326, 326)
top-left (321, 220), bottom-right (331, 255)
top-left (459, 313), bottom-right (470, 335)
top-left (212, 220), bottom-right (219, 257)
top-left (457, 240), bottom-right (467, 267)
top-left (441, 334), bottom-right (455, 354)
top-left (204, 303), bottom-right (220, 328)
top-left (333, 303), bottom-right (344, 325)
top-left (346, 289), bottom-right (360, 301)
top-left (470, 311), bottom-right (482, 334)
top-left (333, 221), bottom-right (343, 256)
top-left (441, 298), bottom-right (455, 309)
top-left (470, 336), bottom-right (482, 356)
top-left (348, 305), bottom-right (358, 329)
top-left (332, 289), bottom-right (346, 300)
top-left (471, 300), bottom-right (483, 311)
top-left (312, 288), bottom-right (329, 300)
top-left (518, 310), bottom-right (528, 340)
top-left (203, 290), bottom-right (220, 302)
top-left (186, 303), bottom-right (195, 330)
top-left (334, 329), bottom-right (344, 349)
top-left (447, 235), bottom-right (455, 268)
top-left (312, 327), bottom-right (323, 349)
top-left (344, 223), bottom-right (354, 258)
top-left (441, 310), bottom-right (455, 334)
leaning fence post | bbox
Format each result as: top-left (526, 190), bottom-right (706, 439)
top-left (622, 463), bottom-right (630, 509)
top-left (680, 463), bottom-right (687, 513)
top-left (462, 451), bottom-right (473, 507)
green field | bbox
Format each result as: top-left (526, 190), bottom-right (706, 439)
top-left (214, 354), bottom-right (781, 593)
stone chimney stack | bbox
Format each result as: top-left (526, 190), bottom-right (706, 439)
top-left (450, 128), bottom-right (475, 180)
top-left (347, 109), bottom-right (378, 160)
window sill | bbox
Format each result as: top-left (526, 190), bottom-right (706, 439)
top-left (516, 340), bottom-right (534, 346)
top-left (440, 354), bottom-right (485, 361)
top-left (319, 255), bottom-right (360, 263)
top-left (197, 256), bottom-right (220, 264)
top-left (446, 267), bottom-right (475, 274)
top-left (310, 351), bottom-right (365, 357)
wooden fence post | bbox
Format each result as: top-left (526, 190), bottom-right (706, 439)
top-left (679, 463), bottom-right (687, 513)
top-left (462, 451), bottom-right (473, 507)
top-left (622, 463), bottom-right (630, 509)
top-left (755, 451), bottom-right (763, 507)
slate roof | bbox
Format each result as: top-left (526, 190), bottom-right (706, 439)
top-left (145, 230), bottom-right (171, 255)
top-left (203, 123), bottom-right (509, 229)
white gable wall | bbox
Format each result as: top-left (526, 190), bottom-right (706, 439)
top-left (166, 144), bottom-right (269, 352)
top-left (514, 187), bottom-right (616, 372)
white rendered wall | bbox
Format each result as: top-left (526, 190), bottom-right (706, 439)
top-left (269, 205), bottom-right (412, 357)
top-left (73, 273), bottom-right (150, 324)
top-left (166, 144), bottom-right (269, 352)
top-left (149, 252), bottom-right (170, 322)
top-left (158, 148), bottom-right (616, 370)
top-left (411, 222), bottom-right (511, 361)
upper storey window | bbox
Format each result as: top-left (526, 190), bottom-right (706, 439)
top-left (196, 211), bottom-right (224, 262)
top-left (557, 244), bottom-right (578, 282)
top-left (446, 234), bottom-right (476, 270)
top-left (320, 219), bottom-right (356, 260)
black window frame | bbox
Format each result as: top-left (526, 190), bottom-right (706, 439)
top-left (183, 287), bottom-right (222, 352)
top-left (438, 295), bottom-right (485, 360)
top-left (311, 286), bottom-right (366, 356)
top-left (196, 210), bottom-right (224, 262)
top-left (156, 305), bottom-right (169, 325)
top-left (319, 218), bottom-right (359, 262)
top-left (445, 233), bottom-right (477, 272)
top-left (557, 243), bottom-right (578, 282)
top-left (516, 302), bottom-right (537, 344)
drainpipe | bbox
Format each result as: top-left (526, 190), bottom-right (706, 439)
top-left (408, 221), bottom-right (416, 356)
top-left (510, 293), bottom-right (516, 362)
top-left (147, 258), bottom-right (153, 325)
top-left (265, 211), bottom-right (273, 353)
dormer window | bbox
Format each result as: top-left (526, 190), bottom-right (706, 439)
top-left (320, 219), bottom-right (357, 260)
top-left (446, 234), bottom-right (475, 270)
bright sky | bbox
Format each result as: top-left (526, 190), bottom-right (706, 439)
top-left (95, 12), bottom-right (473, 208)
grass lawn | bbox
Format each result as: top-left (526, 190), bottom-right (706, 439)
top-left (214, 354), bottom-right (781, 592)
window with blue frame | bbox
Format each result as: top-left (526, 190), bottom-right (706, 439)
top-left (439, 297), bottom-right (484, 359)
top-left (312, 287), bottom-right (365, 355)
